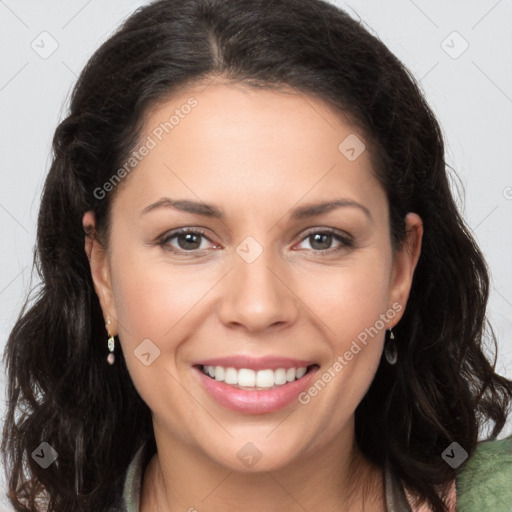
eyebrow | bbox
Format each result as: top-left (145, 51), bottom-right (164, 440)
top-left (140, 197), bottom-right (372, 222)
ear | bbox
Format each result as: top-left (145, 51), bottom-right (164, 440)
top-left (387, 212), bottom-right (423, 325)
top-left (83, 210), bottom-right (118, 334)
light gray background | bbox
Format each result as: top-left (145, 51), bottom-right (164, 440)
top-left (1, 0), bottom-right (511, 509)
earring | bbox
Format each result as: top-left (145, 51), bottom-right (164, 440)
top-left (106, 317), bottom-right (115, 365)
top-left (384, 328), bottom-right (397, 365)
top-left (107, 333), bottom-right (115, 365)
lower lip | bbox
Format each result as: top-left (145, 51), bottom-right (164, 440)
top-left (193, 365), bottom-right (319, 414)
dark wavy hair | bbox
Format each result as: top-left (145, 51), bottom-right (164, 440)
top-left (2, 0), bottom-right (512, 511)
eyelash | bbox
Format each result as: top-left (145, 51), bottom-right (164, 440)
top-left (156, 227), bottom-right (354, 256)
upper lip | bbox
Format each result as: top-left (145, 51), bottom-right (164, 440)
top-left (193, 356), bottom-right (316, 371)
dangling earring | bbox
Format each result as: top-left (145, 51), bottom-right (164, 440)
top-left (384, 328), bottom-right (397, 365)
top-left (107, 333), bottom-right (115, 365)
top-left (106, 317), bottom-right (115, 365)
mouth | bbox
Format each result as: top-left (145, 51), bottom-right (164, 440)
top-left (193, 362), bottom-right (321, 414)
top-left (194, 364), bottom-right (320, 391)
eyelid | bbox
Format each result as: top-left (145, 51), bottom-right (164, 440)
top-left (298, 226), bottom-right (353, 244)
top-left (293, 227), bottom-right (354, 253)
top-left (157, 226), bottom-right (354, 255)
top-left (157, 227), bottom-right (216, 250)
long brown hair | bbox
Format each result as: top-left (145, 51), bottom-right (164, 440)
top-left (2, 1), bottom-right (511, 510)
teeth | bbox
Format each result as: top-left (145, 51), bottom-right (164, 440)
top-left (274, 368), bottom-right (287, 385)
top-left (214, 366), bottom-right (224, 381)
top-left (296, 367), bottom-right (307, 379)
top-left (201, 365), bottom-right (310, 389)
top-left (224, 367), bottom-right (238, 385)
top-left (238, 368), bottom-right (255, 387)
top-left (256, 369), bottom-right (274, 388)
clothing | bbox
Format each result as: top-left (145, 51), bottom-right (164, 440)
top-left (121, 441), bottom-right (150, 512)
top-left (120, 435), bottom-right (512, 511)
top-left (455, 434), bottom-right (512, 510)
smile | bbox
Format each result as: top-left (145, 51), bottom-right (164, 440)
top-left (200, 364), bottom-right (313, 390)
top-left (193, 363), bottom-right (320, 414)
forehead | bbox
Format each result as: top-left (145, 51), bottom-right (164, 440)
top-left (111, 82), bottom-right (384, 220)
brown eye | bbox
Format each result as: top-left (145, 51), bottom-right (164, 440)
top-left (296, 228), bottom-right (354, 253)
top-left (158, 228), bottom-right (216, 254)
top-left (309, 232), bottom-right (334, 251)
top-left (173, 232), bottom-right (203, 250)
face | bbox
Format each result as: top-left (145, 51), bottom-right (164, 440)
top-left (84, 82), bottom-right (422, 472)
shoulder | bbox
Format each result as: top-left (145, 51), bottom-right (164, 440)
top-left (455, 434), bottom-right (512, 511)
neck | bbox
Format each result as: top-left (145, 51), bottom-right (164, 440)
top-left (140, 421), bottom-right (385, 512)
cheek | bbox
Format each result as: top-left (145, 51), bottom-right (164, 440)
top-left (297, 253), bottom-right (392, 415)
top-left (285, 257), bottom-right (393, 453)
top-left (298, 255), bottom-right (392, 345)
top-left (111, 255), bottom-right (217, 342)
top-left (108, 250), bottom-right (219, 415)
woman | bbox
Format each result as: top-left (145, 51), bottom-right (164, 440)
top-left (2, 0), bottom-right (512, 511)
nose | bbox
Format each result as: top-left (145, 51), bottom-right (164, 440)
top-left (217, 242), bottom-right (299, 333)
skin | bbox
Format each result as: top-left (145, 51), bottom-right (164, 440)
top-left (83, 82), bottom-right (423, 512)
